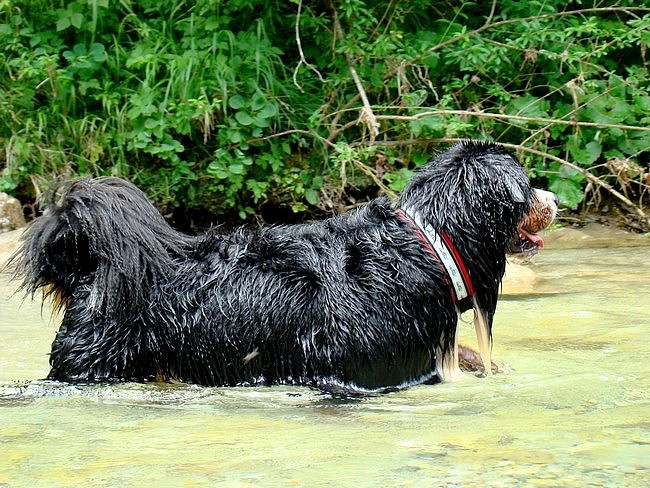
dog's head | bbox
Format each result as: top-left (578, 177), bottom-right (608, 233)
top-left (508, 188), bottom-right (558, 257)
top-left (398, 141), bottom-right (558, 379)
top-left (399, 141), bottom-right (557, 256)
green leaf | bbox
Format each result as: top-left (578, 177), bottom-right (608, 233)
top-left (252, 115), bottom-right (271, 128)
top-left (549, 178), bottom-right (584, 209)
top-left (511, 94), bottom-right (549, 118)
top-left (206, 162), bottom-right (229, 180)
top-left (411, 152), bottom-right (429, 166)
top-left (229, 95), bottom-right (246, 110)
top-left (312, 176), bottom-right (324, 189)
top-left (227, 129), bottom-right (242, 143)
top-left (56, 17), bottom-right (70, 31)
top-left (567, 137), bottom-right (602, 165)
top-left (402, 89), bottom-right (427, 107)
top-left (144, 118), bottom-right (159, 129)
top-left (235, 111), bottom-right (254, 126)
top-left (305, 189), bottom-right (319, 205)
top-left (257, 103), bottom-right (277, 118)
top-left (421, 53), bottom-right (439, 69)
top-left (251, 94), bottom-right (267, 112)
top-left (229, 163), bottom-right (244, 174)
top-left (70, 12), bottom-right (84, 29)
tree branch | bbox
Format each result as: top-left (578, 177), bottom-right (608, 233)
top-left (410, 6), bottom-right (650, 67)
top-left (359, 137), bottom-right (648, 226)
top-left (327, 0), bottom-right (380, 142)
top-left (373, 109), bottom-right (650, 133)
top-left (292, 0), bottom-right (325, 91)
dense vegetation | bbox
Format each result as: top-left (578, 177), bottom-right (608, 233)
top-left (1, 1), bottom-right (649, 228)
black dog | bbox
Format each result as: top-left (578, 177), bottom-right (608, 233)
top-left (12, 141), bottom-right (557, 392)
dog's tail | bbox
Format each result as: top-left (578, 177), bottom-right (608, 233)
top-left (11, 177), bottom-right (194, 315)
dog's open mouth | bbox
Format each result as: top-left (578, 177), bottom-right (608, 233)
top-left (508, 188), bottom-right (558, 257)
top-left (508, 226), bottom-right (545, 256)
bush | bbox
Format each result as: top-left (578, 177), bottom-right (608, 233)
top-left (1, 1), bottom-right (649, 226)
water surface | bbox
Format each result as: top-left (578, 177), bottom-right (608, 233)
top-left (1, 227), bottom-right (648, 486)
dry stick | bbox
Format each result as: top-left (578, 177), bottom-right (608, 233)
top-left (408, 6), bottom-right (650, 67)
top-left (373, 6), bottom-right (650, 100)
top-left (372, 111), bottom-right (650, 221)
top-left (292, 0), bottom-right (325, 91)
top-left (327, 94), bottom-right (361, 143)
top-left (521, 62), bottom-right (643, 147)
top-left (483, 0), bottom-right (498, 27)
top-left (327, 0), bottom-right (380, 143)
top-left (358, 136), bottom-right (648, 224)
top-left (348, 65), bottom-right (380, 142)
top-left (373, 109), bottom-right (650, 133)
top-left (499, 142), bottom-right (648, 223)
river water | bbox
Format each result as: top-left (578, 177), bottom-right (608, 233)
top-left (1, 226), bottom-right (648, 486)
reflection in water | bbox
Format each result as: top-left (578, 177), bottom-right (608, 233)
top-left (1, 231), bottom-right (649, 486)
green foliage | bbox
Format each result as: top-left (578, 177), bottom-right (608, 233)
top-left (1, 0), bottom-right (649, 221)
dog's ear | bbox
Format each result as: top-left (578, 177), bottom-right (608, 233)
top-left (502, 173), bottom-right (527, 203)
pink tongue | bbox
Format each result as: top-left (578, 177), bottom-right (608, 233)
top-left (519, 228), bottom-right (544, 248)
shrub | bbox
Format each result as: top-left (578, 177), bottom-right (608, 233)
top-left (1, 1), bottom-right (648, 227)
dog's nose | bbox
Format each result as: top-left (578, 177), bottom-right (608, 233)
top-left (552, 193), bottom-right (559, 207)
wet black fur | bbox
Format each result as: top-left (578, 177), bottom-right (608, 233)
top-left (13, 141), bottom-right (533, 392)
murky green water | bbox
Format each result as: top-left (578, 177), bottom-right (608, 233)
top-left (1, 227), bottom-right (649, 486)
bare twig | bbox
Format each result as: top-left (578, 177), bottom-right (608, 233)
top-left (327, 0), bottom-right (380, 142)
top-left (348, 64), bottom-right (380, 142)
top-left (372, 108), bottom-right (650, 133)
top-left (358, 137), bottom-right (648, 226)
top-left (409, 7), bottom-right (650, 68)
top-left (499, 142), bottom-right (647, 219)
top-left (483, 0), bottom-right (498, 28)
top-left (292, 0), bottom-right (325, 91)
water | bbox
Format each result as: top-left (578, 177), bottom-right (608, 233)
top-left (1, 226), bottom-right (649, 486)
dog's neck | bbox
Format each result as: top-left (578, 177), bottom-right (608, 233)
top-left (396, 206), bottom-right (475, 313)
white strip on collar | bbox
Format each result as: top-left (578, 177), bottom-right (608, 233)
top-left (399, 206), bottom-right (470, 303)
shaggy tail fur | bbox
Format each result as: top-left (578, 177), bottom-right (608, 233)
top-left (12, 177), bottom-right (194, 316)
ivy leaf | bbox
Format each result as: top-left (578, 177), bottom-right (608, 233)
top-left (56, 17), bottom-right (70, 31)
top-left (250, 94), bottom-right (267, 112)
top-left (229, 163), bottom-right (245, 174)
top-left (250, 114), bottom-right (270, 127)
top-left (257, 103), bottom-right (277, 119)
top-left (70, 12), bottom-right (84, 29)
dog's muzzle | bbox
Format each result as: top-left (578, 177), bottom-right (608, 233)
top-left (508, 189), bottom-right (558, 256)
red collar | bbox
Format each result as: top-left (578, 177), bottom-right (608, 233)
top-left (396, 208), bottom-right (475, 313)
